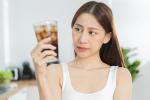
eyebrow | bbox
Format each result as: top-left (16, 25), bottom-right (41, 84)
top-left (74, 23), bottom-right (102, 31)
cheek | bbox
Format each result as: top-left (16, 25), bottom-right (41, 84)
top-left (96, 34), bottom-right (106, 44)
top-left (72, 32), bottom-right (78, 46)
top-left (72, 32), bottom-right (79, 42)
top-left (91, 37), bottom-right (104, 49)
top-left (92, 40), bottom-right (101, 49)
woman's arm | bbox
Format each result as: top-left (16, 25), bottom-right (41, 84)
top-left (31, 37), bottom-right (62, 100)
top-left (36, 64), bottom-right (62, 100)
top-left (113, 67), bottom-right (132, 100)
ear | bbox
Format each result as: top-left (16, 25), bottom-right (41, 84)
top-left (103, 32), bottom-right (112, 44)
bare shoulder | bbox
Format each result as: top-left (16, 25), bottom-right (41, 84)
top-left (116, 67), bottom-right (132, 83)
top-left (113, 67), bottom-right (132, 99)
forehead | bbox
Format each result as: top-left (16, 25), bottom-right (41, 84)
top-left (74, 13), bottom-right (103, 29)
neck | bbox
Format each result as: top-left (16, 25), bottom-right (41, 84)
top-left (72, 54), bottom-right (105, 69)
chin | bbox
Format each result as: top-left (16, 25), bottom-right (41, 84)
top-left (75, 52), bottom-right (91, 58)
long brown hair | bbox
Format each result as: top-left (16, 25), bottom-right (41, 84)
top-left (71, 1), bottom-right (126, 67)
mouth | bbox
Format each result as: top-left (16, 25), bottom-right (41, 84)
top-left (77, 46), bottom-right (90, 52)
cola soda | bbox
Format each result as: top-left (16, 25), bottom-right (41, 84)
top-left (34, 20), bottom-right (59, 65)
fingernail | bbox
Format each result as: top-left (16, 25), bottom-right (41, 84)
top-left (52, 46), bottom-right (56, 50)
top-left (54, 47), bottom-right (57, 49)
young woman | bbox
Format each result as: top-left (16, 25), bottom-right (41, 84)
top-left (31, 1), bottom-right (132, 100)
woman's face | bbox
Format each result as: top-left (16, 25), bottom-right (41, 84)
top-left (72, 13), bottom-right (111, 58)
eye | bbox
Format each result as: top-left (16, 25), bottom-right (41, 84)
top-left (89, 31), bottom-right (97, 36)
top-left (73, 27), bottom-right (82, 33)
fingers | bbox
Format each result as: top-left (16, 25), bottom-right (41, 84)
top-left (39, 50), bottom-right (57, 59)
top-left (37, 56), bottom-right (58, 67)
top-left (31, 41), bottom-right (56, 57)
top-left (39, 37), bottom-right (51, 45)
top-left (41, 56), bottom-right (58, 64)
top-left (37, 44), bottom-right (56, 53)
top-left (31, 36), bottom-right (58, 68)
top-left (31, 47), bottom-right (57, 64)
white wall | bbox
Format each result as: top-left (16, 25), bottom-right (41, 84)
top-left (132, 61), bottom-right (150, 100)
top-left (112, 0), bottom-right (150, 66)
top-left (0, 0), bottom-right (5, 69)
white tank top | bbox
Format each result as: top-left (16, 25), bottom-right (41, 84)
top-left (61, 63), bottom-right (118, 100)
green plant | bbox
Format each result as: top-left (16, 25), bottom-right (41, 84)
top-left (122, 48), bottom-right (141, 81)
top-left (0, 70), bottom-right (13, 84)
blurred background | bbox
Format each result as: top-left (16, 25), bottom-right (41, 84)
top-left (0, 0), bottom-right (150, 100)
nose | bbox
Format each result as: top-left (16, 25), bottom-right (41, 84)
top-left (79, 31), bottom-right (88, 44)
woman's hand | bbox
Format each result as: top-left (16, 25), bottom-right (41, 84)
top-left (31, 37), bottom-right (58, 77)
top-left (31, 37), bottom-right (60, 100)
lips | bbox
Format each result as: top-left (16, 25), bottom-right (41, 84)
top-left (77, 46), bottom-right (89, 52)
